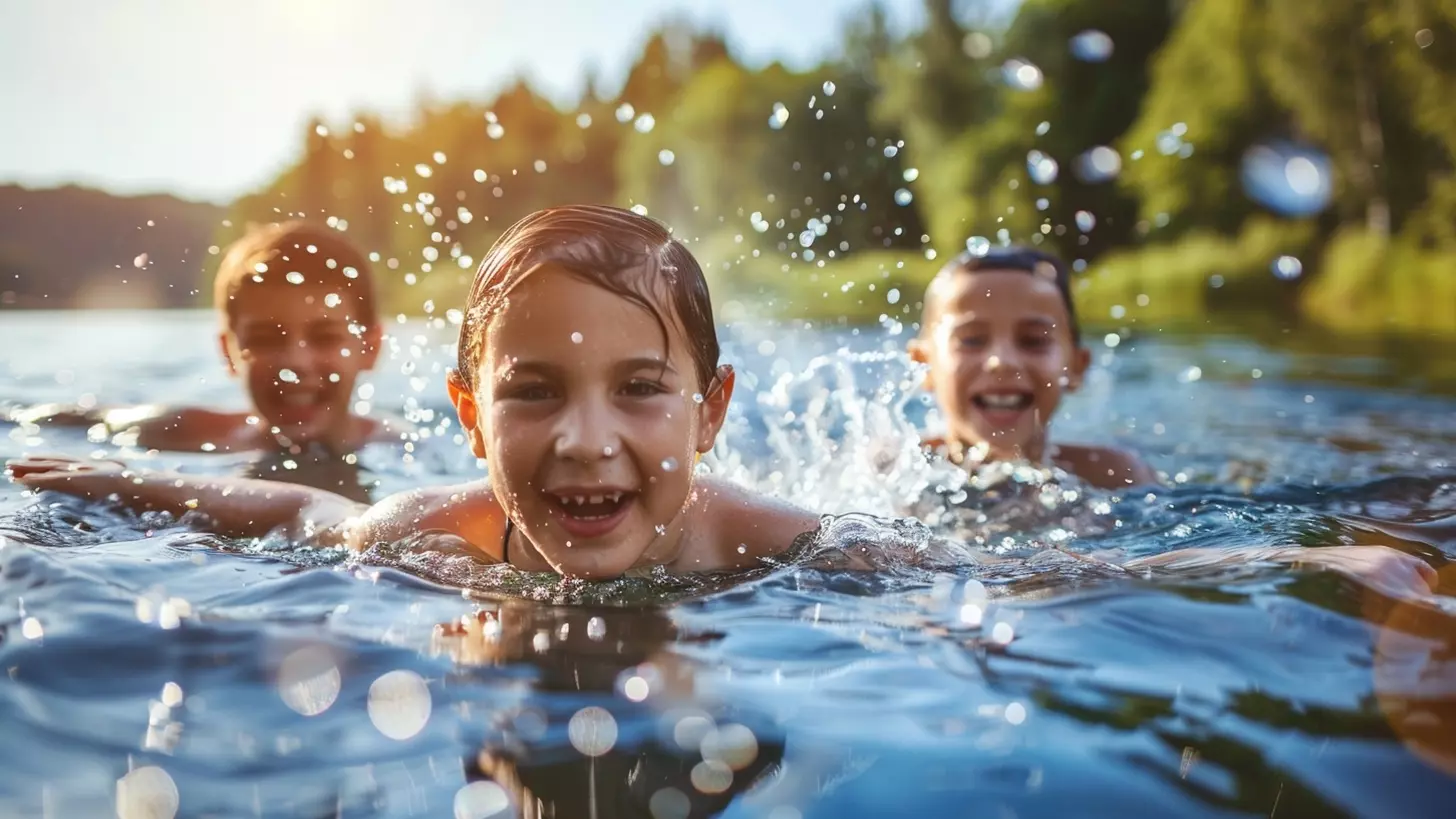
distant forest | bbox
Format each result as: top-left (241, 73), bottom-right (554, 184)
top-left (6, 0), bottom-right (1455, 338)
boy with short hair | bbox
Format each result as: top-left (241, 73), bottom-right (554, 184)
top-left (14, 221), bottom-right (396, 456)
top-left (908, 246), bottom-right (1157, 489)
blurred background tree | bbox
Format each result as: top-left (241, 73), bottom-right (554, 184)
top-left (182, 0), bottom-right (1456, 338)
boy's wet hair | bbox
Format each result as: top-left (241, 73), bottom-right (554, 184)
top-left (456, 205), bottom-right (719, 392)
top-left (924, 245), bottom-right (1081, 345)
top-left (214, 221), bottom-right (378, 325)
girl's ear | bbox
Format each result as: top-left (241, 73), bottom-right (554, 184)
top-left (447, 369), bottom-right (487, 458)
top-left (1065, 346), bottom-right (1092, 392)
top-left (694, 365), bottom-right (736, 454)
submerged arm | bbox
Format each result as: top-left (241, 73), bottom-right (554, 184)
top-left (6, 456), bottom-right (364, 542)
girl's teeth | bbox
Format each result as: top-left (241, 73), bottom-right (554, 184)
top-left (572, 495), bottom-right (586, 505)
top-left (589, 494), bottom-right (603, 504)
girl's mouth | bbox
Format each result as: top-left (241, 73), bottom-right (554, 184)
top-left (545, 490), bottom-right (638, 539)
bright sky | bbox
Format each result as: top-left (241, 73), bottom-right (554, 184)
top-left (0, 0), bottom-right (926, 204)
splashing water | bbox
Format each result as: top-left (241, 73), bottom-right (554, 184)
top-left (1026, 150), bottom-right (1059, 185)
top-left (2, 315), bottom-right (1456, 816)
top-left (1069, 29), bottom-right (1114, 62)
top-left (1241, 140), bottom-right (1333, 216)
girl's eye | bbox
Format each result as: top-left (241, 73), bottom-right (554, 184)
top-left (622, 379), bottom-right (667, 397)
top-left (1019, 335), bottom-right (1052, 351)
top-left (503, 383), bottom-right (556, 401)
top-left (955, 335), bottom-right (988, 349)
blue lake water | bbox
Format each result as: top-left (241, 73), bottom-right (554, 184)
top-left (2, 309), bottom-right (1454, 818)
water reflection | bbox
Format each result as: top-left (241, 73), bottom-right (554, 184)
top-left (436, 603), bottom-right (785, 818)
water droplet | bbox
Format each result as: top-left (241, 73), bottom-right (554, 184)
top-left (414, 163), bottom-right (433, 178)
top-left (658, 149), bottom-right (676, 166)
top-left (623, 675), bottom-right (650, 702)
top-left (991, 622), bottom-right (1015, 645)
top-left (486, 122), bottom-right (505, 140)
top-left (285, 271), bottom-right (306, 285)
top-left (963, 31), bottom-right (993, 59)
top-left (21, 617), bottom-right (43, 640)
top-left (769, 102), bottom-right (790, 129)
top-left (323, 293), bottom-right (342, 308)
top-left (1035, 121), bottom-right (1050, 136)
top-left (368, 669), bottom-right (432, 741)
top-left (894, 188), bottom-right (914, 206)
top-left (1075, 210), bottom-right (1096, 232)
top-left (903, 167), bottom-right (919, 182)
top-left (691, 393), bottom-right (704, 404)
top-left (1005, 702), bottom-right (1028, 725)
top-left (1075, 146), bottom-right (1122, 183)
top-left (822, 80), bottom-right (837, 96)
top-left (576, 112), bottom-right (593, 128)
top-left (568, 706), bottom-right (618, 756)
top-left (1417, 29), bottom-right (1435, 48)
top-left (277, 647), bottom-right (341, 716)
top-left (887, 288), bottom-right (901, 305)
top-left (1272, 255), bottom-right (1303, 280)
top-left (1026, 150), bottom-right (1059, 184)
top-left (133, 253), bottom-right (149, 269)
top-left (453, 781), bottom-right (509, 819)
top-left (1069, 29), bottom-right (1114, 62)
top-left (570, 331), bottom-right (583, 344)
top-left (966, 236), bottom-right (991, 257)
top-left (1240, 141), bottom-right (1332, 216)
top-left (1103, 333), bottom-right (1121, 349)
top-left (1110, 305), bottom-right (1126, 320)
top-left (615, 103), bottom-right (635, 123)
top-left (278, 368), bottom-right (299, 384)
top-left (586, 616), bottom-right (606, 641)
top-left (1002, 58), bottom-right (1043, 90)
top-left (661, 457), bottom-right (679, 472)
top-left (1178, 366), bottom-right (1203, 383)
top-left (634, 113), bottom-right (656, 133)
top-left (116, 766), bottom-right (179, 819)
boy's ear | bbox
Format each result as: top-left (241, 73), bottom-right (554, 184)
top-left (1066, 345), bottom-right (1092, 392)
top-left (694, 365), bottom-right (736, 454)
top-left (446, 370), bottom-right (487, 459)
top-left (359, 322), bottom-right (383, 369)
top-left (218, 330), bottom-right (239, 376)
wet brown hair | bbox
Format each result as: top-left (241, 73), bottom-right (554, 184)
top-left (455, 205), bottom-right (720, 392)
top-left (214, 221), bottom-right (378, 326)
top-left (921, 245), bottom-right (1081, 346)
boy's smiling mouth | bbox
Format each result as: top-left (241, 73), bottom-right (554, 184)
top-left (972, 390), bottom-right (1033, 412)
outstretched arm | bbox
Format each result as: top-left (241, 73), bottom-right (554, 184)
top-left (1122, 544), bottom-right (1438, 599)
top-left (6, 456), bottom-right (365, 542)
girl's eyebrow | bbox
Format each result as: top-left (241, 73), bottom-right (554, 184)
top-left (495, 357), bottom-right (678, 378)
top-left (616, 356), bottom-right (676, 375)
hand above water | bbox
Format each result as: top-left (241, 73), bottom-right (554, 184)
top-left (6, 455), bottom-right (134, 500)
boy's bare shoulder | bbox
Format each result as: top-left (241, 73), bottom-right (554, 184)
top-left (1052, 443), bottom-right (1160, 489)
top-left (129, 406), bottom-right (258, 451)
top-left (349, 480), bottom-right (506, 559)
top-left (693, 477), bottom-right (820, 569)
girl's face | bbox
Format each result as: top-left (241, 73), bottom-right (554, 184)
top-left (450, 266), bottom-right (731, 579)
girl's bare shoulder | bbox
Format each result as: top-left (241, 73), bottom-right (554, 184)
top-left (349, 480), bottom-right (507, 559)
top-left (692, 477), bottom-right (821, 568)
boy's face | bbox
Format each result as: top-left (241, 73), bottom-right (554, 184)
top-left (909, 269), bottom-right (1090, 463)
top-left (450, 267), bottom-right (731, 580)
top-left (220, 281), bottom-right (380, 448)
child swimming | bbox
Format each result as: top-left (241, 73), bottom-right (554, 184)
top-left (9, 221), bottom-right (400, 456)
top-left (8, 206), bottom-right (820, 580)
top-left (909, 246), bottom-right (1157, 489)
top-left (4, 207), bottom-right (1438, 594)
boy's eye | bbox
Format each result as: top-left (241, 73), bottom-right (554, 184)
top-left (954, 335), bottom-right (988, 350)
top-left (1019, 335), bottom-right (1052, 351)
top-left (622, 379), bottom-right (668, 397)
